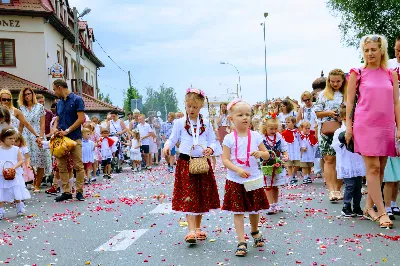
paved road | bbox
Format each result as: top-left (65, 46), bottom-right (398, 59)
top-left (0, 160), bottom-right (399, 266)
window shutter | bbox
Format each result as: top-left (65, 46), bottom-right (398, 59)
top-left (4, 40), bottom-right (14, 65)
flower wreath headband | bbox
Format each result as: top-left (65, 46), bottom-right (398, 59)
top-left (262, 112), bottom-right (278, 123)
top-left (186, 88), bottom-right (205, 97)
top-left (227, 98), bottom-right (249, 111)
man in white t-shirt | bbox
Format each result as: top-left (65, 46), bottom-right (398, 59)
top-left (137, 114), bottom-right (154, 170)
top-left (388, 36), bottom-right (400, 72)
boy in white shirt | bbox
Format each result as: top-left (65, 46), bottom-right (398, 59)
top-left (137, 114), bottom-right (154, 170)
top-left (100, 128), bottom-right (117, 178)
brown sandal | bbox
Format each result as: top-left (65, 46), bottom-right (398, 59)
top-left (185, 231), bottom-right (197, 244)
top-left (377, 213), bottom-right (394, 229)
top-left (363, 207), bottom-right (378, 222)
top-left (195, 228), bottom-right (207, 240)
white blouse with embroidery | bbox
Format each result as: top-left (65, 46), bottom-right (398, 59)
top-left (165, 117), bottom-right (216, 157)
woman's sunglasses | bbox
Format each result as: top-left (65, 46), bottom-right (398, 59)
top-left (1, 98), bottom-right (11, 102)
top-left (302, 98), bottom-right (311, 102)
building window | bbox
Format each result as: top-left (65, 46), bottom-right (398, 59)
top-left (86, 72), bottom-right (88, 82)
top-left (0, 39), bottom-right (16, 67)
top-left (0, 0), bottom-right (12, 4)
top-left (64, 56), bottom-right (69, 79)
top-left (57, 50), bottom-right (60, 63)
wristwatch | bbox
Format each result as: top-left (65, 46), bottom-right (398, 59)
top-left (66, 128), bottom-right (70, 133)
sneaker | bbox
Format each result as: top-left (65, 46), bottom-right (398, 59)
top-left (45, 186), bottom-right (59, 195)
top-left (341, 206), bottom-right (355, 217)
top-left (84, 179), bottom-right (89, 185)
top-left (146, 166), bottom-right (152, 170)
top-left (289, 178), bottom-right (298, 185)
top-left (274, 204), bottom-right (284, 212)
top-left (303, 177), bottom-right (312, 184)
top-left (392, 207), bottom-right (400, 216)
top-left (90, 177), bottom-right (97, 182)
top-left (168, 166), bottom-right (174, 174)
top-left (353, 207), bottom-right (363, 217)
top-left (76, 192), bottom-right (85, 201)
top-left (55, 193), bottom-right (73, 202)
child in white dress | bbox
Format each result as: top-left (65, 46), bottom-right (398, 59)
top-left (130, 130), bottom-right (142, 172)
top-left (221, 99), bottom-right (270, 257)
top-left (260, 114), bottom-right (289, 214)
top-left (331, 104), bottom-right (365, 217)
top-left (281, 116), bottom-right (301, 185)
top-left (0, 127), bottom-right (30, 220)
top-left (14, 133), bottom-right (34, 184)
top-left (299, 121), bottom-right (318, 184)
top-left (82, 128), bottom-right (95, 184)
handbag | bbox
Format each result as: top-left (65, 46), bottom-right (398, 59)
top-left (188, 145), bottom-right (210, 175)
top-left (23, 164), bottom-right (35, 182)
top-left (50, 135), bottom-right (77, 158)
top-left (2, 161), bottom-right (16, 181)
top-left (321, 120), bottom-right (341, 136)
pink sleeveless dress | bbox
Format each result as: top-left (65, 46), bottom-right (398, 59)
top-left (351, 67), bottom-right (396, 156)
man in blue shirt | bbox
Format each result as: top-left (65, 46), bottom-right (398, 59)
top-left (52, 79), bottom-right (86, 202)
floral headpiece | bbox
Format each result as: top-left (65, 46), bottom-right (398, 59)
top-left (186, 88), bottom-right (205, 97)
top-left (227, 98), bottom-right (243, 111)
top-left (263, 112), bottom-right (278, 123)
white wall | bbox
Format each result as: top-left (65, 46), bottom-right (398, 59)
top-left (0, 16), bottom-right (47, 87)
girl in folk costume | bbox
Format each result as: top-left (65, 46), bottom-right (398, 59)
top-left (99, 127), bottom-right (118, 179)
top-left (130, 130), bottom-right (142, 172)
top-left (299, 121), bottom-right (318, 184)
top-left (162, 88), bottom-right (219, 244)
top-left (221, 99), bottom-right (270, 257)
top-left (281, 116), bottom-right (301, 185)
top-left (0, 127), bottom-right (30, 220)
top-left (260, 114), bottom-right (289, 214)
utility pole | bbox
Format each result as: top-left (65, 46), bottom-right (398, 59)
top-left (128, 71), bottom-right (132, 88)
top-left (73, 7), bottom-right (82, 96)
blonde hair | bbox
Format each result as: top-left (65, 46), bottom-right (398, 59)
top-left (168, 112), bottom-right (176, 119)
top-left (299, 120), bottom-right (311, 129)
top-left (82, 127), bottom-right (91, 134)
top-left (361, 34), bottom-right (389, 68)
top-left (18, 87), bottom-right (38, 106)
top-left (260, 117), bottom-right (280, 136)
top-left (185, 92), bottom-right (205, 106)
top-left (285, 115), bottom-right (297, 125)
top-left (229, 101), bottom-right (251, 115)
top-left (15, 133), bottom-right (27, 147)
top-left (0, 89), bottom-right (14, 108)
top-left (300, 91), bottom-right (312, 102)
top-left (323, 69), bottom-right (347, 101)
top-left (83, 122), bottom-right (95, 133)
top-left (132, 130), bottom-right (140, 141)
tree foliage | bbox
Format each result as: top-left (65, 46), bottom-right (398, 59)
top-left (97, 88), bottom-right (113, 105)
top-left (142, 84), bottom-right (179, 121)
top-left (123, 86), bottom-right (141, 115)
top-left (327, 0), bottom-right (400, 57)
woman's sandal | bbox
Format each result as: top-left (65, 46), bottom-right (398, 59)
top-left (335, 191), bottom-right (343, 200)
top-left (251, 230), bottom-right (265, 247)
top-left (195, 228), bottom-right (207, 240)
top-left (377, 213), bottom-right (394, 229)
top-left (235, 242), bottom-right (248, 257)
top-left (363, 207), bottom-right (378, 222)
top-left (185, 231), bottom-right (197, 244)
top-left (329, 191), bottom-right (338, 202)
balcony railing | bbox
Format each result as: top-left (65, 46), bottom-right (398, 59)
top-left (71, 79), bottom-right (94, 97)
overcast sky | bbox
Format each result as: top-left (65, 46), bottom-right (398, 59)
top-left (69, 0), bottom-right (362, 110)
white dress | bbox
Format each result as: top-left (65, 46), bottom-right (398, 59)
top-left (300, 135), bottom-right (318, 163)
top-left (130, 139), bottom-right (142, 161)
top-left (331, 124), bottom-right (366, 179)
top-left (212, 141), bottom-right (223, 156)
top-left (0, 146), bottom-right (30, 202)
top-left (10, 108), bottom-right (20, 131)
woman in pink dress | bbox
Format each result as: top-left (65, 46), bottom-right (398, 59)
top-left (346, 35), bottom-right (400, 229)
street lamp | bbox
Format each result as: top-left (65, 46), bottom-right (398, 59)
top-left (73, 7), bottom-right (91, 96)
top-left (261, 12), bottom-right (268, 111)
top-left (220, 62), bottom-right (241, 98)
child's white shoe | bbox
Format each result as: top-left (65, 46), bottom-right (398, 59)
top-left (16, 203), bottom-right (26, 216)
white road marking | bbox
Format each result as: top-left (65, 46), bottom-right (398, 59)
top-left (94, 229), bottom-right (148, 252)
top-left (149, 203), bottom-right (173, 214)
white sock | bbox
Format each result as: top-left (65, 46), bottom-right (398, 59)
top-left (386, 206), bottom-right (392, 213)
top-left (304, 174), bottom-right (309, 179)
top-left (391, 201), bottom-right (397, 208)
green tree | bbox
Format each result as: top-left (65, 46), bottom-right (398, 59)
top-left (123, 86), bottom-right (141, 115)
top-left (142, 84), bottom-right (179, 120)
top-left (97, 88), bottom-right (113, 105)
top-left (327, 0), bottom-right (400, 58)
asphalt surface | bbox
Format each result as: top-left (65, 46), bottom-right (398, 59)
top-left (0, 159), bottom-right (399, 266)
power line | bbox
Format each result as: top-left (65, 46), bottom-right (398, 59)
top-left (95, 40), bottom-right (138, 84)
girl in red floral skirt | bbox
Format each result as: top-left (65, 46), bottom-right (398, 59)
top-left (221, 99), bottom-right (271, 257)
top-left (162, 88), bottom-right (220, 244)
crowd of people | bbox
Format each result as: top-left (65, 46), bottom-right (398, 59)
top-left (0, 34), bottom-right (400, 258)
